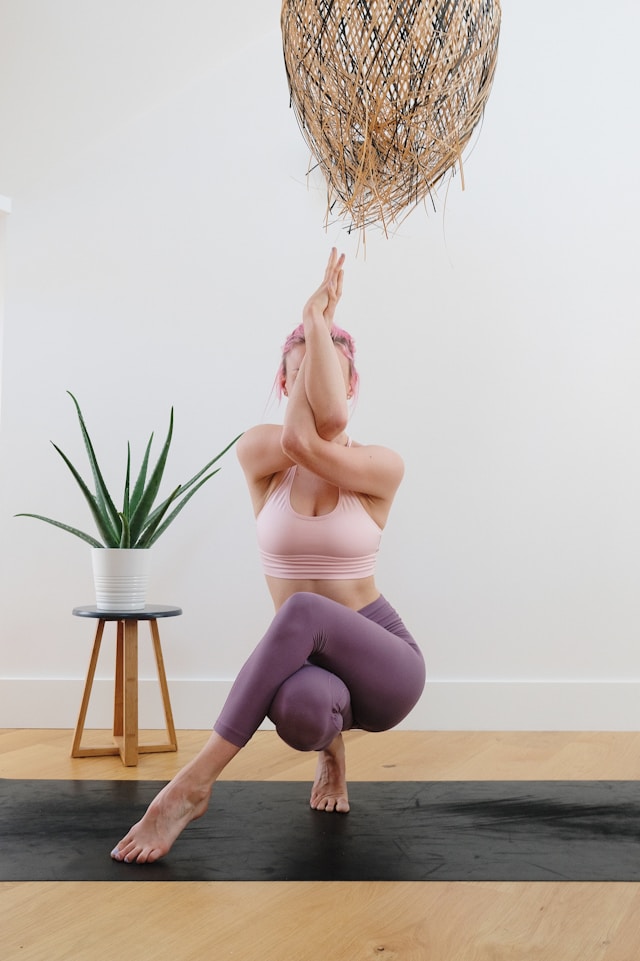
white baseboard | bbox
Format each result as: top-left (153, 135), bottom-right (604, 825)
top-left (1, 678), bottom-right (640, 731)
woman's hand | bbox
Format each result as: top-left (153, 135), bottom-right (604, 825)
top-left (303, 248), bottom-right (345, 330)
top-left (322, 247), bottom-right (344, 329)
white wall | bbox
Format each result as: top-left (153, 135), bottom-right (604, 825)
top-left (1, 0), bottom-right (640, 731)
top-left (0, 194), bottom-right (10, 422)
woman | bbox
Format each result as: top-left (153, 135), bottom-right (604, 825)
top-left (111, 249), bottom-right (425, 864)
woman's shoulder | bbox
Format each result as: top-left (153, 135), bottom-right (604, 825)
top-left (237, 423), bottom-right (293, 487)
top-left (237, 423), bottom-right (282, 462)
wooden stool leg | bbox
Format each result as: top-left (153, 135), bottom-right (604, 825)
top-left (71, 619), bottom-right (119, 758)
top-left (113, 620), bottom-right (124, 738)
top-left (149, 619), bottom-right (178, 751)
top-left (116, 619), bottom-right (139, 766)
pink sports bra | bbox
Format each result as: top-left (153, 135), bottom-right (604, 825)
top-left (256, 466), bottom-right (382, 579)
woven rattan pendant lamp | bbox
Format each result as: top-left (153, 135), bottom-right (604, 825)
top-left (281, 0), bottom-right (501, 235)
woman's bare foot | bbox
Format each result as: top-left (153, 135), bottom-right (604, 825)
top-left (110, 732), bottom-right (239, 864)
top-left (110, 770), bottom-right (211, 864)
top-left (310, 733), bottom-right (350, 813)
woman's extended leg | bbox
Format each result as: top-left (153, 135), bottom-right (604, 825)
top-left (111, 732), bottom-right (239, 863)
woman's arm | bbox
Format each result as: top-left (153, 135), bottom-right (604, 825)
top-left (282, 353), bottom-right (404, 513)
top-left (237, 250), bottom-right (348, 515)
top-left (301, 249), bottom-right (350, 440)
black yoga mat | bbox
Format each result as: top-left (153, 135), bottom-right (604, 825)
top-left (2, 778), bottom-right (640, 882)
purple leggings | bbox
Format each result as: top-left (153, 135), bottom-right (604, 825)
top-left (214, 592), bottom-right (425, 752)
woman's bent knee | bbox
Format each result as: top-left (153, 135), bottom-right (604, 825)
top-left (273, 707), bottom-right (341, 752)
top-left (268, 665), bottom-right (347, 752)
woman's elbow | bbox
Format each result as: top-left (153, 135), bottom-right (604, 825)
top-left (315, 411), bottom-right (348, 441)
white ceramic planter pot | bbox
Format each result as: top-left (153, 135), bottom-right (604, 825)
top-left (91, 548), bottom-right (152, 612)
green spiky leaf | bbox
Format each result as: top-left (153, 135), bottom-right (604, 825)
top-left (141, 471), bottom-right (221, 547)
top-left (14, 513), bottom-right (104, 548)
top-left (50, 443), bottom-right (120, 546)
top-left (128, 409), bottom-right (174, 545)
top-left (67, 392), bottom-right (120, 534)
top-left (129, 434), bottom-right (153, 515)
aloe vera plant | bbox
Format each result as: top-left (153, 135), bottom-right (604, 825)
top-left (17, 392), bottom-right (241, 548)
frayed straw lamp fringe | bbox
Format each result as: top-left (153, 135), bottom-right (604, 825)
top-left (281, 0), bottom-right (501, 236)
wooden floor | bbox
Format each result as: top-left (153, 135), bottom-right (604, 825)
top-left (2, 728), bottom-right (640, 961)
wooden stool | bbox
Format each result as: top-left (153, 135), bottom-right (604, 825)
top-left (71, 605), bottom-right (181, 767)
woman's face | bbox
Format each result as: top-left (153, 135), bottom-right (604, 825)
top-left (282, 344), bottom-right (352, 397)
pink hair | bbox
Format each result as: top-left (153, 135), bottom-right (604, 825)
top-left (274, 323), bottom-right (360, 401)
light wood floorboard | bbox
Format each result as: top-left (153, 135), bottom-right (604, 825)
top-left (2, 729), bottom-right (640, 961)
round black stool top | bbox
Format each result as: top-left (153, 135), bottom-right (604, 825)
top-left (72, 605), bottom-right (182, 621)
